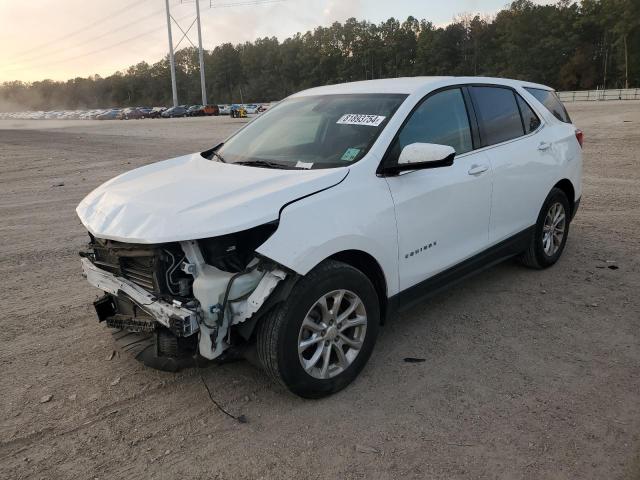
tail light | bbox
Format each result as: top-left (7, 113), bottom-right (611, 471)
top-left (575, 129), bottom-right (584, 148)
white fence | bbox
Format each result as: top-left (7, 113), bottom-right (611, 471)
top-left (558, 88), bottom-right (640, 102)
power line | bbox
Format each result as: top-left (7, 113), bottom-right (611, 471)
top-left (1, 0), bottom-right (288, 76)
top-left (11, 0), bottom-right (152, 58)
top-left (6, 3), bottom-right (179, 68)
top-left (1, 12), bottom-right (195, 74)
top-left (180, 0), bottom-right (284, 5)
top-left (210, 0), bottom-right (286, 8)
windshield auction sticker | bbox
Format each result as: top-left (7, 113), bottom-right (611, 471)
top-left (337, 114), bottom-right (386, 127)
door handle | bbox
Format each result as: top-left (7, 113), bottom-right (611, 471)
top-left (468, 164), bottom-right (489, 176)
top-left (538, 142), bottom-right (551, 151)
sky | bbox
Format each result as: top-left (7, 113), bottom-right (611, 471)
top-left (0, 0), bottom-right (553, 83)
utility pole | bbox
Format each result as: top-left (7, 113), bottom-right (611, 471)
top-left (624, 34), bottom-right (629, 90)
top-left (165, 0), bottom-right (178, 107)
top-left (195, 0), bottom-right (207, 105)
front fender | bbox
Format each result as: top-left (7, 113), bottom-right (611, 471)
top-left (256, 171), bottom-right (400, 297)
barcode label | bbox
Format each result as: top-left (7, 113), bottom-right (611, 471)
top-left (336, 114), bottom-right (386, 127)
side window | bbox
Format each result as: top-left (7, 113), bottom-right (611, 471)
top-left (393, 88), bottom-right (473, 160)
top-left (471, 86), bottom-right (524, 146)
top-left (515, 94), bottom-right (541, 134)
top-left (524, 87), bottom-right (571, 123)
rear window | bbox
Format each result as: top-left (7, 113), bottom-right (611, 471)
top-left (524, 87), bottom-right (571, 123)
top-left (471, 86), bottom-right (524, 146)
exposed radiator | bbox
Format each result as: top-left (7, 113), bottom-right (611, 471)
top-left (121, 257), bottom-right (156, 291)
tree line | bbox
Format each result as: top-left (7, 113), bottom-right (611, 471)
top-left (1, 0), bottom-right (638, 111)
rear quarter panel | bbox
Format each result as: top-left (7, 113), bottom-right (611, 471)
top-left (519, 87), bottom-right (583, 207)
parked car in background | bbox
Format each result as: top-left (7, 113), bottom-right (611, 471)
top-left (230, 104), bottom-right (247, 118)
top-left (244, 104), bottom-right (259, 114)
top-left (148, 107), bottom-right (166, 118)
top-left (118, 107), bottom-right (146, 120)
top-left (64, 110), bottom-right (83, 119)
top-left (80, 109), bottom-right (101, 120)
top-left (96, 109), bottom-right (121, 120)
top-left (187, 104), bottom-right (220, 116)
top-left (161, 106), bottom-right (188, 118)
top-left (187, 105), bottom-right (203, 117)
top-left (202, 104), bottom-right (220, 116)
top-left (138, 107), bottom-right (154, 118)
top-left (218, 104), bottom-right (231, 115)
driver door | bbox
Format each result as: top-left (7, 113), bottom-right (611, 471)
top-left (383, 87), bottom-right (493, 292)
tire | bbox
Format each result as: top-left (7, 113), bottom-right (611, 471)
top-left (256, 260), bottom-right (379, 398)
top-left (519, 187), bottom-right (571, 269)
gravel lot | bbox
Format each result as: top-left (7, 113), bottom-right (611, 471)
top-left (0, 102), bottom-right (639, 480)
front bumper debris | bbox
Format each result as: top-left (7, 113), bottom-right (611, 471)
top-left (81, 257), bottom-right (199, 337)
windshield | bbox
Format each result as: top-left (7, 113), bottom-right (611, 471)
top-left (214, 93), bottom-right (407, 169)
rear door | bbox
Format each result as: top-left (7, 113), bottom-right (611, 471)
top-left (469, 86), bottom-right (551, 243)
top-left (383, 87), bottom-right (493, 292)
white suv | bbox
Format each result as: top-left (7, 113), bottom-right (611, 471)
top-left (78, 77), bottom-right (583, 398)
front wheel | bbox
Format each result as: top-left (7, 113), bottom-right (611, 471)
top-left (519, 187), bottom-right (571, 269)
top-left (257, 260), bottom-right (379, 398)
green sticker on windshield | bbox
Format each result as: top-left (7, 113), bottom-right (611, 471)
top-left (341, 147), bottom-right (361, 162)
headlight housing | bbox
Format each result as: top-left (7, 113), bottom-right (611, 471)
top-left (197, 222), bottom-right (278, 273)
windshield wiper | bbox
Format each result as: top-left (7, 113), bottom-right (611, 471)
top-left (234, 160), bottom-right (295, 169)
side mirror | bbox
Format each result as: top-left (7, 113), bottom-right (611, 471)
top-left (386, 143), bottom-right (455, 175)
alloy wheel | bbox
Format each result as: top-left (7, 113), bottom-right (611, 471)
top-left (297, 289), bottom-right (367, 379)
top-left (542, 202), bottom-right (566, 256)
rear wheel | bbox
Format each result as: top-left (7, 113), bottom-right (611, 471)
top-left (257, 260), bottom-right (379, 398)
top-left (520, 187), bottom-right (570, 269)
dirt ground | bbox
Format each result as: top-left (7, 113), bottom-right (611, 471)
top-left (0, 101), bottom-right (639, 480)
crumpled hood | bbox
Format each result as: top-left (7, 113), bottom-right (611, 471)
top-left (77, 153), bottom-right (348, 243)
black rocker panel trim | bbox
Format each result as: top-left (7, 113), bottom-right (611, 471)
top-left (387, 226), bottom-right (534, 316)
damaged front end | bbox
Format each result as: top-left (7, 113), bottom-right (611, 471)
top-left (80, 224), bottom-right (289, 370)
